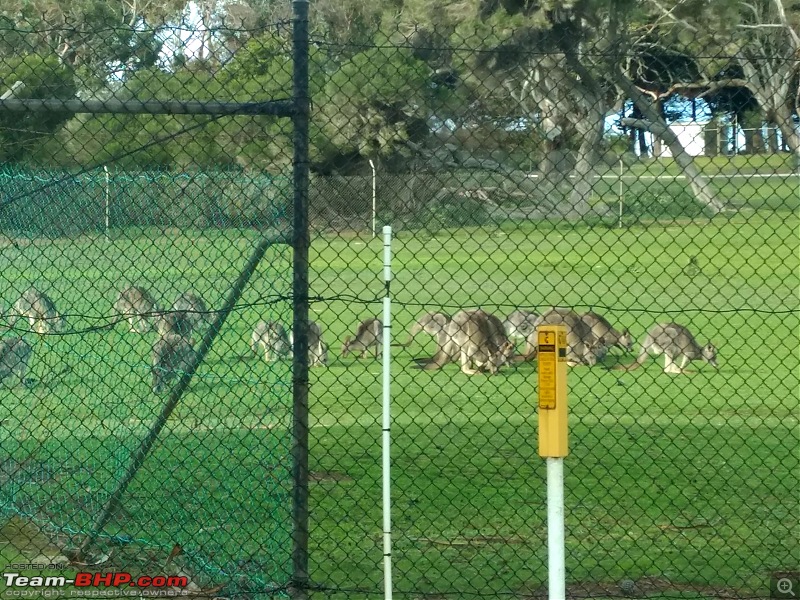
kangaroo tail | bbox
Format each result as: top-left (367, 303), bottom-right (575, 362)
top-left (392, 336), bottom-right (414, 348)
top-left (418, 349), bottom-right (451, 370)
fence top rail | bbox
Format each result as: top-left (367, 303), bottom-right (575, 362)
top-left (0, 98), bottom-right (296, 117)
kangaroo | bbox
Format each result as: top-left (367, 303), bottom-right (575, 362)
top-left (9, 288), bottom-right (66, 334)
top-left (115, 286), bottom-right (160, 333)
top-left (173, 292), bottom-right (209, 330)
top-left (0, 337), bottom-right (32, 386)
top-left (251, 321), bottom-right (291, 362)
top-left (152, 333), bottom-right (196, 394)
top-left (618, 323), bottom-right (718, 374)
top-left (154, 310), bottom-right (195, 339)
top-left (288, 320), bottom-right (328, 367)
top-left (503, 309), bottom-right (539, 341)
top-left (529, 308), bottom-right (607, 366)
top-left (580, 311), bottom-right (633, 352)
top-left (399, 312), bottom-right (450, 347)
top-left (504, 309), bottom-right (540, 361)
top-left (422, 309), bottom-right (514, 373)
top-left (342, 317), bottom-right (383, 358)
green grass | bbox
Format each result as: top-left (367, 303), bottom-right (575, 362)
top-left (625, 153), bottom-right (797, 176)
top-left (0, 210), bottom-right (798, 598)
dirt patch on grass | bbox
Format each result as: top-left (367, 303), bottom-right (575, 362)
top-left (310, 470), bottom-right (353, 483)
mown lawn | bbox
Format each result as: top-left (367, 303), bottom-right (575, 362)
top-left (0, 209), bottom-right (797, 598)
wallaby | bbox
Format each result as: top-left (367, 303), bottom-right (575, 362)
top-left (422, 309), bottom-right (514, 374)
top-left (288, 320), bottom-right (328, 367)
top-left (173, 292), bottom-right (209, 330)
top-left (342, 317), bottom-right (383, 358)
top-left (9, 288), bottom-right (66, 334)
top-left (617, 322), bottom-right (718, 374)
top-left (398, 312), bottom-right (450, 347)
top-left (0, 337), bottom-right (32, 386)
top-left (251, 321), bottom-right (291, 362)
top-left (580, 311), bottom-right (633, 352)
top-left (152, 334), bottom-right (195, 394)
top-left (529, 308), bottom-right (607, 367)
top-left (115, 286), bottom-right (160, 333)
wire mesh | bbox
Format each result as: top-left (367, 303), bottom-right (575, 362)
top-left (0, 5), bottom-right (798, 600)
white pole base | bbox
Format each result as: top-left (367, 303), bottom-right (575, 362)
top-left (547, 457), bottom-right (566, 600)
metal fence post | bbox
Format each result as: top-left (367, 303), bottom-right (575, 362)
top-left (291, 0), bottom-right (311, 597)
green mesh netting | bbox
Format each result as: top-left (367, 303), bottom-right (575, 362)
top-left (0, 166), bottom-right (294, 595)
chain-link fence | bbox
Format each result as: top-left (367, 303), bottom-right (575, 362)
top-left (0, 2), bottom-right (798, 599)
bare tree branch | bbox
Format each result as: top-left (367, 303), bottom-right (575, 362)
top-left (646, 0), bottom-right (698, 31)
top-left (771, 0), bottom-right (800, 48)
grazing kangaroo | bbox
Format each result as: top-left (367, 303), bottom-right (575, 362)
top-left (399, 312), bottom-right (450, 347)
top-left (0, 338), bottom-right (32, 386)
top-left (251, 321), bottom-right (291, 362)
top-left (173, 292), bottom-right (209, 330)
top-left (503, 309), bottom-right (539, 341)
top-left (9, 288), bottom-right (66, 334)
top-left (288, 320), bottom-right (328, 367)
top-left (152, 334), bottom-right (195, 394)
top-left (342, 317), bottom-right (383, 358)
top-left (580, 311), bottom-right (633, 352)
top-left (529, 308), bottom-right (607, 366)
top-left (115, 286), bottom-right (160, 333)
top-left (154, 310), bottom-right (194, 339)
top-left (423, 309), bottom-right (514, 374)
top-left (618, 323), bottom-right (718, 374)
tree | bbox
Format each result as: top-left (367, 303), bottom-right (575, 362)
top-left (639, 0), bottom-right (800, 161)
top-left (0, 0), bottom-right (186, 88)
top-left (0, 53), bottom-right (76, 163)
top-left (731, 0), bottom-right (800, 162)
top-left (321, 44), bottom-right (432, 170)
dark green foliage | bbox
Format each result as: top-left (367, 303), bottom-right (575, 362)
top-left (0, 53), bottom-right (75, 162)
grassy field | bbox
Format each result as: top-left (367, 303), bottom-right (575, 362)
top-left (0, 206), bottom-right (798, 598)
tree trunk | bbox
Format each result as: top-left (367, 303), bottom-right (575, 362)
top-left (637, 129), bottom-right (648, 157)
top-left (631, 105), bottom-right (648, 156)
top-left (567, 122), bottom-right (603, 218)
top-left (623, 118), bottom-right (727, 214)
top-left (773, 105), bottom-right (800, 166)
top-left (704, 123), bottom-right (718, 157)
top-left (614, 65), bottom-right (726, 215)
top-left (768, 126), bottom-right (780, 152)
top-left (753, 125), bottom-right (764, 154)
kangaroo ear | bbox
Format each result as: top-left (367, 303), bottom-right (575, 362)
top-left (598, 336), bottom-right (606, 345)
top-left (622, 328), bottom-right (629, 335)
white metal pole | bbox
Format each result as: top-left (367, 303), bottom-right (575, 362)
top-left (370, 159), bottom-right (377, 238)
top-left (547, 457), bottom-right (566, 600)
top-left (104, 165), bottom-right (110, 240)
top-left (381, 225), bottom-right (393, 600)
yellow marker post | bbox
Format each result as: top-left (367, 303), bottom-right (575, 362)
top-left (537, 325), bottom-right (568, 458)
top-left (537, 324), bottom-right (568, 600)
